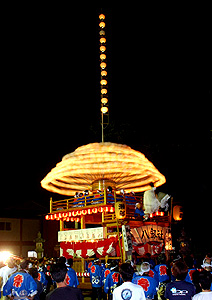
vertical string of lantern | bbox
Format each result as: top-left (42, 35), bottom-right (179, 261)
top-left (99, 13), bottom-right (109, 143)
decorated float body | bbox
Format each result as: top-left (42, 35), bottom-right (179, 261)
top-left (42, 142), bottom-right (173, 287)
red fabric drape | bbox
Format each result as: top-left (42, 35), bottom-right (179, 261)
top-left (60, 236), bottom-right (120, 259)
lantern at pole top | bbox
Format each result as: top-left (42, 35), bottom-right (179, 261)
top-left (99, 12), bottom-right (109, 142)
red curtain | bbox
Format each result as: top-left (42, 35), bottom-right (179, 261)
top-left (60, 236), bottom-right (120, 259)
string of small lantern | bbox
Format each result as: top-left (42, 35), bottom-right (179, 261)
top-left (99, 13), bottom-right (109, 142)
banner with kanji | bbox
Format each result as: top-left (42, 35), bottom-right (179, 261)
top-left (131, 225), bottom-right (167, 243)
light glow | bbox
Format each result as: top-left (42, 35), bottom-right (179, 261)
top-left (45, 205), bottom-right (115, 221)
top-left (41, 142), bottom-right (166, 196)
top-left (0, 251), bottom-right (12, 264)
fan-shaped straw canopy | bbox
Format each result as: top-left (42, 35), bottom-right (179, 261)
top-left (41, 142), bottom-right (166, 195)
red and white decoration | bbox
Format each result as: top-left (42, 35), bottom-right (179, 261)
top-left (60, 236), bottom-right (120, 259)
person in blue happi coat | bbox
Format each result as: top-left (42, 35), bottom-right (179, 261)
top-left (3, 259), bottom-right (37, 300)
top-left (89, 258), bottom-right (103, 300)
top-left (66, 258), bottom-right (79, 287)
top-left (104, 261), bottom-right (122, 300)
top-left (132, 262), bottom-right (158, 300)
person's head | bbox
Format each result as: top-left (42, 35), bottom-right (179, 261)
top-left (199, 271), bottom-right (212, 291)
top-left (119, 263), bottom-right (134, 282)
top-left (20, 259), bottom-right (30, 270)
top-left (172, 261), bottom-right (188, 281)
top-left (58, 256), bottom-right (66, 264)
top-left (67, 258), bottom-right (73, 267)
top-left (201, 258), bottom-right (212, 272)
top-left (50, 263), bottom-right (67, 283)
top-left (7, 257), bottom-right (16, 269)
top-left (29, 267), bottom-right (39, 280)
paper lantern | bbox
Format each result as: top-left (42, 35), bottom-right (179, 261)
top-left (99, 14), bottom-right (105, 20)
top-left (173, 205), bottom-right (183, 221)
top-left (101, 106), bottom-right (108, 114)
top-left (101, 98), bottom-right (108, 104)
top-left (41, 142), bottom-right (166, 196)
top-left (115, 201), bottom-right (126, 219)
top-left (100, 79), bottom-right (107, 85)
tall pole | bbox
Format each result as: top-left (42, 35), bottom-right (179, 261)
top-left (99, 12), bottom-right (109, 143)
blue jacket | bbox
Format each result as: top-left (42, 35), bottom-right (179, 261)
top-left (3, 271), bottom-right (37, 299)
top-left (90, 264), bottom-right (102, 287)
top-left (132, 275), bottom-right (157, 299)
top-left (104, 271), bottom-right (122, 294)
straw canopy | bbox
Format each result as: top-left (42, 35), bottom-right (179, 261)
top-left (41, 142), bottom-right (166, 195)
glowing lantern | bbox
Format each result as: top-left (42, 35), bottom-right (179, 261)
top-left (101, 106), bottom-right (108, 114)
top-left (100, 62), bottom-right (107, 69)
top-left (99, 14), bottom-right (105, 20)
top-left (173, 205), bottom-right (183, 221)
top-left (115, 201), bottom-right (126, 219)
top-left (101, 88), bottom-right (107, 94)
top-left (100, 37), bottom-right (106, 43)
top-left (100, 79), bottom-right (107, 85)
top-left (165, 230), bottom-right (172, 250)
top-left (100, 54), bottom-right (106, 60)
top-left (100, 46), bottom-right (106, 52)
top-left (99, 22), bottom-right (105, 28)
top-left (101, 70), bottom-right (107, 76)
top-left (41, 142), bottom-right (166, 196)
top-left (101, 98), bottom-right (108, 104)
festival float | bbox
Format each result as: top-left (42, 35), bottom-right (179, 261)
top-left (41, 12), bottom-right (173, 288)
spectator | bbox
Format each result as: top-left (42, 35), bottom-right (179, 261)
top-left (113, 263), bottom-right (145, 300)
top-left (45, 263), bottom-right (83, 300)
top-left (165, 261), bottom-right (195, 300)
top-left (193, 271), bottom-right (212, 300)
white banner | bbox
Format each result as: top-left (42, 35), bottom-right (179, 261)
top-left (58, 227), bottom-right (105, 242)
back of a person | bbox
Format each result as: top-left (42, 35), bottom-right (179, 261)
top-left (46, 286), bottom-right (83, 300)
top-left (193, 291), bottom-right (212, 300)
top-left (165, 280), bottom-right (195, 300)
top-left (132, 275), bottom-right (157, 299)
top-left (113, 281), bottom-right (145, 300)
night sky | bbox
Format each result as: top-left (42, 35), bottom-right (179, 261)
top-left (1, 8), bottom-right (211, 251)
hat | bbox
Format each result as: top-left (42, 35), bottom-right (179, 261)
top-left (139, 262), bottom-right (150, 275)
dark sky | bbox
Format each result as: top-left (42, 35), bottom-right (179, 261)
top-left (1, 7), bottom-right (211, 250)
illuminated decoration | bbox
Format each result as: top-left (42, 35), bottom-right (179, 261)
top-left (99, 21), bottom-right (105, 28)
top-left (100, 54), bottom-right (106, 60)
top-left (100, 37), bottom-right (106, 43)
top-left (173, 205), bottom-right (183, 221)
top-left (165, 229), bottom-right (172, 250)
top-left (101, 70), bottom-right (107, 76)
top-left (100, 62), bottom-right (107, 69)
top-left (101, 106), bottom-right (108, 114)
top-left (100, 79), bottom-right (107, 85)
top-left (115, 201), bottom-right (126, 219)
top-left (100, 45), bottom-right (106, 52)
top-left (131, 225), bottom-right (167, 244)
top-left (45, 205), bottom-right (115, 221)
top-left (99, 12), bottom-right (109, 142)
top-left (41, 142), bottom-right (166, 195)
top-left (101, 88), bottom-right (107, 94)
top-left (150, 211), bottom-right (165, 218)
top-left (101, 98), bottom-right (108, 104)
top-left (99, 14), bottom-right (105, 20)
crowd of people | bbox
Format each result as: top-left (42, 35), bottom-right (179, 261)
top-left (0, 252), bottom-right (211, 300)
